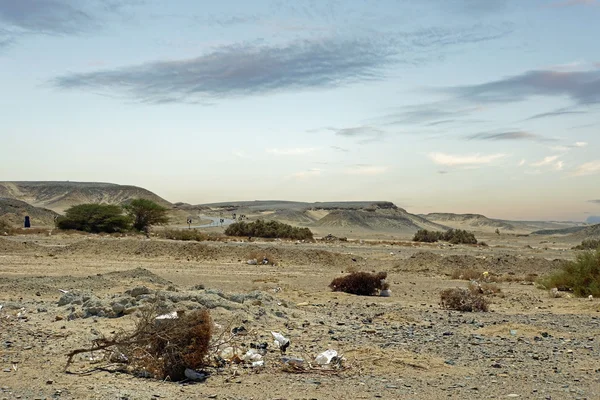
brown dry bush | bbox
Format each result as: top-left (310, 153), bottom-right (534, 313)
top-left (468, 281), bottom-right (501, 295)
top-left (440, 288), bottom-right (489, 312)
top-left (329, 271), bottom-right (388, 296)
top-left (67, 308), bottom-right (212, 381)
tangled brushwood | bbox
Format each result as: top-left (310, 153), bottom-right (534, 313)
top-left (440, 288), bottom-right (489, 312)
top-left (329, 271), bottom-right (389, 296)
top-left (66, 308), bottom-right (212, 381)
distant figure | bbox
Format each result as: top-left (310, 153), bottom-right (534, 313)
top-left (24, 216), bottom-right (31, 228)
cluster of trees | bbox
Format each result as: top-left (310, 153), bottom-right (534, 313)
top-left (56, 199), bottom-right (169, 233)
top-left (224, 219), bottom-right (313, 240)
top-left (573, 239), bottom-right (600, 250)
top-left (413, 229), bottom-right (478, 244)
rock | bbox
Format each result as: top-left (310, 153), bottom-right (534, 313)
top-left (128, 286), bottom-right (151, 297)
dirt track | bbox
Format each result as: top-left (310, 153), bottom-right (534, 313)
top-left (1, 234), bottom-right (599, 399)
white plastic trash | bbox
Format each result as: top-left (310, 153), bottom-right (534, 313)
top-left (315, 349), bottom-right (338, 365)
top-left (380, 289), bottom-right (392, 297)
top-left (271, 331), bottom-right (290, 349)
top-left (155, 311), bottom-right (178, 320)
top-left (281, 356), bottom-right (304, 366)
top-left (242, 349), bottom-right (263, 362)
top-left (251, 360), bottom-right (265, 368)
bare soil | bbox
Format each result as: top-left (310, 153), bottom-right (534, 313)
top-left (1, 232), bottom-right (599, 400)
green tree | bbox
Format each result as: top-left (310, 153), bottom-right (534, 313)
top-left (124, 199), bottom-right (169, 232)
top-left (56, 204), bottom-right (131, 233)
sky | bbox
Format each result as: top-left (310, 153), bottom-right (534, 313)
top-left (1, 0), bottom-right (599, 221)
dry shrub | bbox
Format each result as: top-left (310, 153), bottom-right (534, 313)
top-left (440, 288), bottom-right (489, 312)
top-left (451, 268), bottom-right (482, 281)
top-left (67, 308), bottom-right (212, 381)
top-left (160, 229), bottom-right (208, 242)
top-left (247, 250), bottom-right (278, 265)
top-left (329, 271), bottom-right (388, 296)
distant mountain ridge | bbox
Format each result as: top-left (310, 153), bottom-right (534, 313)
top-left (422, 213), bottom-right (516, 231)
top-left (0, 181), bottom-right (171, 213)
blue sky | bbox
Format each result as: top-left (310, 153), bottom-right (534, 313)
top-left (1, 0), bottom-right (599, 220)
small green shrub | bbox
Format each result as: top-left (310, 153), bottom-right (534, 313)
top-left (225, 219), bottom-right (313, 240)
top-left (539, 248), bottom-right (600, 297)
top-left (573, 239), bottom-right (600, 250)
top-left (413, 229), bottom-right (477, 244)
top-left (412, 229), bottom-right (442, 243)
top-left (56, 204), bottom-right (131, 233)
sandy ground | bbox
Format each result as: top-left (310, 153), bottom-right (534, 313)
top-left (1, 232), bottom-right (599, 400)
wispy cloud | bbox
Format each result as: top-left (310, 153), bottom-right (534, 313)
top-left (524, 107), bottom-right (587, 121)
top-left (444, 67), bottom-right (600, 105)
top-left (0, 0), bottom-right (96, 35)
top-left (573, 160), bottom-right (600, 176)
top-left (330, 146), bottom-right (349, 153)
top-left (266, 147), bottom-right (318, 156)
top-left (467, 131), bottom-right (555, 142)
top-left (518, 159), bottom-right (526, 167)
top-left (549, 141), bottom-right (589, 152)
top-left (589, 199), bottom-right (600, 204)
top-left (428, 152), bottom-right (506, 167)
top-left (51, 22), bottom-right (513, 103)
top-left (531, 155), bottom-right (559, 167)
top-left (328, 126), bottom-right (385, 143)
top-left (344, 165), bottom-right (388, 175)
top-left (290, 168), bottom-right (322, 179)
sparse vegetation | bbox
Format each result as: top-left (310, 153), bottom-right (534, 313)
top-left (413, 229), bottom-right (478, 244)
top-left (573, 239), bottom-right (600, 250)
top-left (225, 219), bottom-right (313, 240)
top-left (329, 271), bottom-right (388, 296)
top-left (124, 199), bottom-right (170, 232)
top-left (160, 229), bottom-right (209, 242)
top-left (56, 204), bottom-right (131, 233)
top-left (539, 248), bottom-right (600, 297)
top-left (440, 288), bottom-right (489, 312)
top-left (66, 307), bottom-right (212, 382)
top-left (0, 219), bottom-right (13, 235)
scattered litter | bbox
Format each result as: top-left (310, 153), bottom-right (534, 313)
top-left (281, 356), bottom-right (304, 366)
top-left (380, 289), bottom-right (392, 297)
top-left (271, 332), bottom-right (290, 353)
top-left (184, 368), bottom-right (209, 382)
top-left (242, 349), bottom-right (263, 362)
top-left (231, 326), bottom-right (247, 335)
top-left (247, 259), bottom-right (258, 265)
top-left (58, 289), bottom-right (69, 294)
top-left (509, 329), bottom-right (518, 336)
top-left (589, 295), bottom-right (594, 301)
top-left (251, 360), bottom-right (265, 368)
top-left (155, 311), bottom-right (178, 320)
top-left (315, 350), bottom-right (338, 365)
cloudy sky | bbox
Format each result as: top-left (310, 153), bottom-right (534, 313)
top-left (1, 0), bottom-right (599, 220)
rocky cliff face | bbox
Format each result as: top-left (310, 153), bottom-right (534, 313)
top-left (0, 181), bottom-right (171, 213)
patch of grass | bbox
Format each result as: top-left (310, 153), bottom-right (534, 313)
top-left (539, 248), bottom-right (600, 297)
top-left (451, 268), bottom-right (483, 281)
top-left (329, 271), bottom-right (388, 296)
top-left (160, 229), bottom-right (209, 242)
top-left (440, 288), bottom-right (489, 312)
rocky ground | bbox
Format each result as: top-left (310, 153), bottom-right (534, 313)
top-left (0, 233), bottom-right (599, 400)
